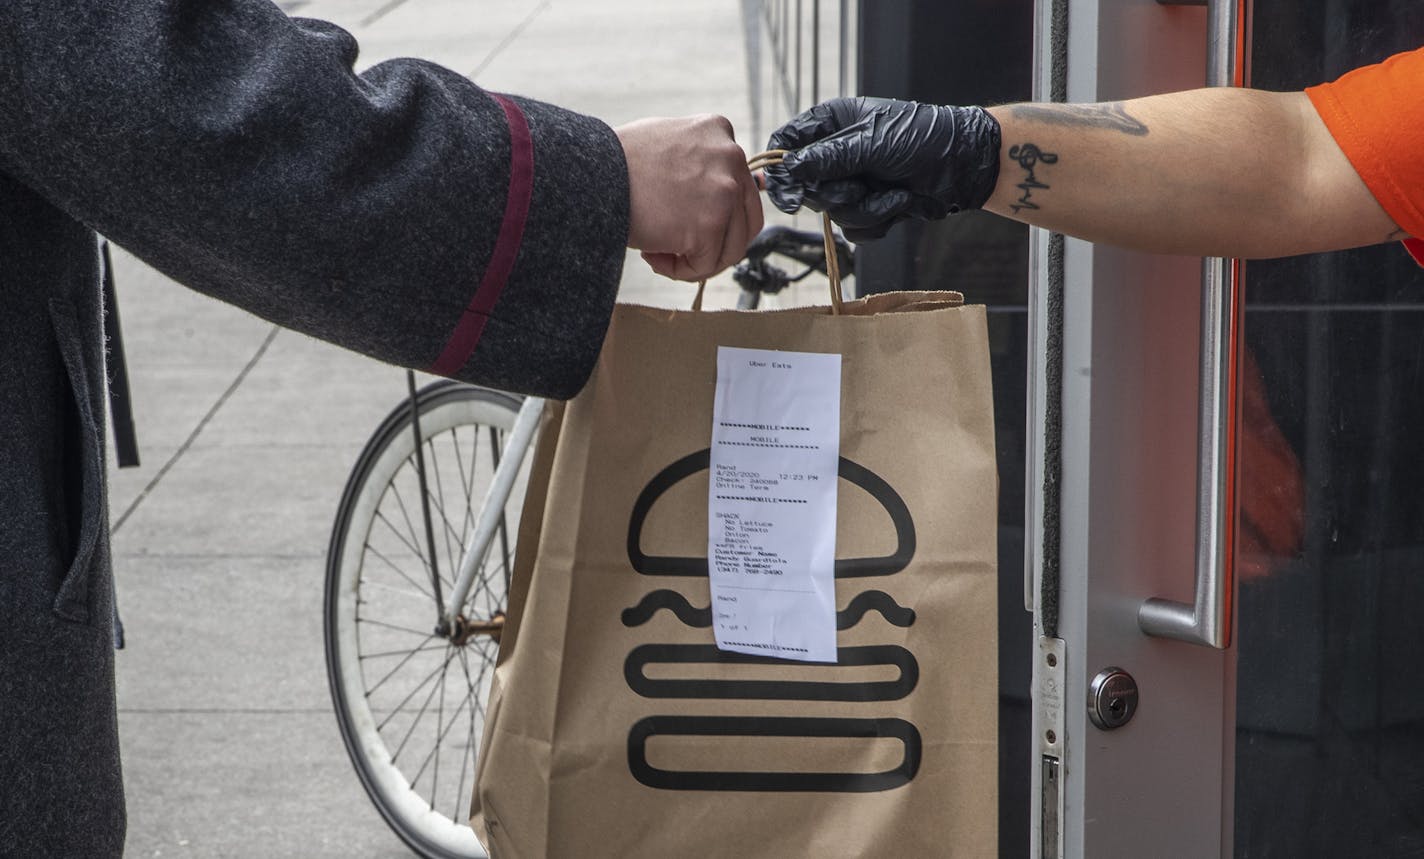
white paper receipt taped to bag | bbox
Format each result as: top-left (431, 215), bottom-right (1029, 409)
top-left (708, 346), bottom-right (841, 663)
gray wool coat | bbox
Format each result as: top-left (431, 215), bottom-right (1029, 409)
top-left (0, 2), bottom-right (629, 855)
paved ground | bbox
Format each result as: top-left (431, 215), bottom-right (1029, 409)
top-left (107, 1), bottom-right (821, 855)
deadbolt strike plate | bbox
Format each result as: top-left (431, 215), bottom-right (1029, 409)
top-left (1034, 636), bottom-right (1066, 859)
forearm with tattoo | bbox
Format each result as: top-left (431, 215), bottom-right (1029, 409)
top-left (996, 103), bottom-right (1146, 216)
top-left (1007, 143), bottom-right (1057, 214)
top-left (985, 89), bottom-right (1400, 258)
top-left (1008, 102), bottom-right (1151, 136)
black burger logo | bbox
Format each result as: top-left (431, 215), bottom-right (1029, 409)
top-left (621, 449), bottom-right (922, 793)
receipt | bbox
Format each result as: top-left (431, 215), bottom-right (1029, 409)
top-left (708, 346), bottom-right (841, 663)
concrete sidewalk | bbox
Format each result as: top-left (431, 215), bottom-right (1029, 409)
top-left (106, 2), bottom-right (801, 855)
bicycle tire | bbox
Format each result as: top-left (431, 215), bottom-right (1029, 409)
top-left (325, 380), bottom-right (526, 859)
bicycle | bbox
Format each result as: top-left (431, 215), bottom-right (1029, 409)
top-left (323, 225), bottom-right (855, 858)
top-left (732, 224), bottom-right (854, 310)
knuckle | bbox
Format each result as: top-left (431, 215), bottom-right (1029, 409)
top-left (695, 113), bottom-right (736, 139)
top-left (705, 113), bottom-right (734, 134)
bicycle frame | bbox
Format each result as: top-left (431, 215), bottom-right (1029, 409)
top-left (441, 394), bottom-right (546, 629)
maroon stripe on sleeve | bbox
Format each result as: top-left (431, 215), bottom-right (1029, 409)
top-left (429, 93), bottom-right (536, 377)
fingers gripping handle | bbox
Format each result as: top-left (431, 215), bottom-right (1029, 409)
top-left (693, 150), bottom-right (844, 314)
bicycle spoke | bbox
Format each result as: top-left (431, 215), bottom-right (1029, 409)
top-left (410, 657), bottom-right (477, 803)
top-left (461, 567), bottom-right (495, 619)
top-left (429, 428), bottom-right (512, 613)
top-left (451, 424), bottom-right (478, 545)
top-left (362, 543), bottom-right (435, 601)
top-left (373, 509), bottom-right (428, 570)
top-left (467, 536), bottom-right (503, 597)
top-left (399, 455), bottom-right (457, 591)
top-left (424, 435), bottom-right (458, 589)
top-left (431, 642), bottom-right (449, 806)
top-left (361, 579), bottom-right (438, 604)
top-left (378, 645), bottom-right (457, 734)
top-left (401, 373), bottom-right (451, 626)
top-left (465, 553), bottom-right (507, 616)
top-left (425, 477), bottom-right (473, 583)
top-left (330, 387), bottom-right (525, 851)
top-left (386, 477), bottom-right (430, 575)
top-left (357, 617), bottom-right (434, 638)
top-left (391, 646), bottom-right (456, 763)
top-left (454, 647), bottom-right (479, 823)
top-left (364, 633), bottom-right (440, 697)
top-left (361, 643), bottom-right (448, 660)
top-left (420, 498), bottom-right (481, 618)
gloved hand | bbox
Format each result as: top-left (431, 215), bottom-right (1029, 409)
top-left (763, 97), bottom-right (1002, 242)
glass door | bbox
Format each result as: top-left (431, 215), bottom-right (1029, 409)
top-left (1033, 1), bottom-right (1424, 857)
top-left (1235, 3), bottom-right (1424, 855)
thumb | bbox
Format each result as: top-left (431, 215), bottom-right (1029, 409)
top-left (762, 162), bottom-right (805, 214)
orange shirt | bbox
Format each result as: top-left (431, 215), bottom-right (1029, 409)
top-left (1306, 47), bottom-right (1424, 254)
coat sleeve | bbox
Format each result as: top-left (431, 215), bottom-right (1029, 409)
top-left (0, 0), bottom-right (629, 399)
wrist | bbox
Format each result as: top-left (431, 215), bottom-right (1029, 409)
top-left (612, 123), bottom-right (640, 248)
top-left (935, 105), bottom-right (1001, 214)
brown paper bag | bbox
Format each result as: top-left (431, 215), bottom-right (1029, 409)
top-left (472, 289), bottom-right (998, 858)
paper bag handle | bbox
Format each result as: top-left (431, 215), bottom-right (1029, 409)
top-left (692, 150), bottom-right (845, 315)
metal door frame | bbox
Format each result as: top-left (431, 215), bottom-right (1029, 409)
top-left (1026, 1), bottom-right (1243, 855)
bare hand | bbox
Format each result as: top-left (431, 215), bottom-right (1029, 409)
top-left (615, 115), bottom-right (763, 281)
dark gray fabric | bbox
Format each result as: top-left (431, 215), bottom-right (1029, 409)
top-left (0, 3), bottom-right (629, 398)
top-left (0, 2), bottom-right (630, 855)
top-left (0, 176), bottom-right (126, 859)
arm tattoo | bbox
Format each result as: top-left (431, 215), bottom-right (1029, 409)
top-left (1009, 102), bottom-right (1149, 136)
top-left (1008, 143), bottom-right (1058, 214)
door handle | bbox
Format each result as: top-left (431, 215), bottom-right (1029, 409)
top-left (1138, 0), bottom-right (1246, 649)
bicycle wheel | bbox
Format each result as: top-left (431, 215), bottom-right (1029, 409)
top-left (325, 380), bottom-right (528, 859)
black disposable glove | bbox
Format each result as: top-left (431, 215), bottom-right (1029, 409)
top-left (764, 97), bottom-right (1002, 242)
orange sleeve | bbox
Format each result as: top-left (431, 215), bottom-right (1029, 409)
top-left (1305, 47), bottom-right (1424, 239)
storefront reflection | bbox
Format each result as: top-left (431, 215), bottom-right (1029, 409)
top-left (1238, 347), bottom-right (1304, 581)
top-left (1235, 246), bottom-right (1424, 856)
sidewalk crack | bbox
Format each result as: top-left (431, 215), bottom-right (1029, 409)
top-left (110, 325), bottom-right (280, 536)
top-left (469, 0), bottom-right (552, 79)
